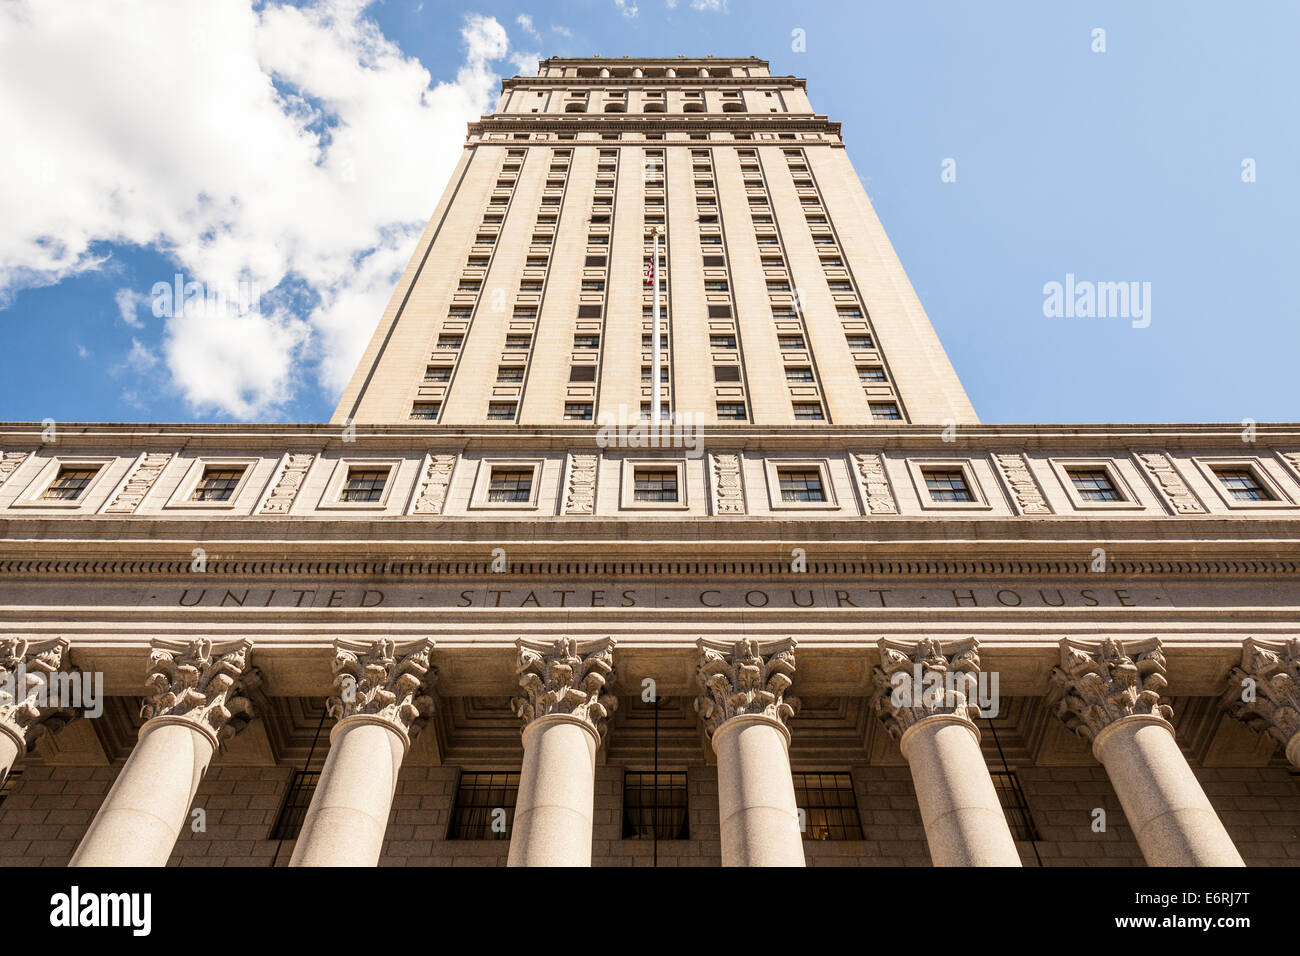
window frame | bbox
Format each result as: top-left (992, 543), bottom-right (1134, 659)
top-left (906, 459), bottom-right (993, 511)
top-left (1048, 457), bottom-right (1145, 511)
top-left (469, 459), bottom-right (544, 511)
top-left (763, 458), bottom-right (839, 511)
top-left (317, 459), bottom-right (402, 511)
top-left (620, 458), bottom-right (689, 511)
top-left (1191, 456), bottom-right (1294, 510)
top-left (164, 457), bottom-right (258, 511)
top-left (11, 456), bottom-right (115, 509)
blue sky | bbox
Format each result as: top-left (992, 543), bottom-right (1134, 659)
top-left (1, 0), bottom-right (1296, 425)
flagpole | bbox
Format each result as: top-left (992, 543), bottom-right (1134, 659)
top-left (651, 225), bottom-right (663, 426)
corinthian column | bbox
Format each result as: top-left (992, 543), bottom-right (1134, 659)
top-left (70, 638), bottom-right (259, 867)
top-left (1049, 637), bottom-right (1243, 867)
top-left (507, 638), bottom-right (616, 867)
top-left (695, 638), bottom-right (804, 867)
top-left (291, 638), bottom-right (436, 867)
top-left (0, 637), bottom-right (80, 781)
top-left (871, 638), bottom-right (1021, 867)
top-left (1223, 637), bottom-right (1300, 768)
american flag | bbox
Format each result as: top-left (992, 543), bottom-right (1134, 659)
top-left (645, 258), bottom-right (656, 287)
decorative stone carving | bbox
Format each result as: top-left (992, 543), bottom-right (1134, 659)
top-left (140, 638), bottom-right (260, 743)
top-left (328, 638), bottom-right (436, 739)
top-left (870, 637), bottom-right (981, 739)
top-left (993, 453), bottom-right (1052, 515)
top-left (1283, 452), bottom-right (1300, 482)
top-left (565, 453), bottom-right (597, 515)
top-left (0, 637), bottom-right (80, 751)
top-left (695, 638), bottom-right (799, 737)
top-left (853, 453), bottom-right (896, 514)
top-left (710, 453), bottom-right (745, 515)
top-left (1223, 637), bottom-right (1300, 758)
top-left (1047, 637), bottom-right (1173, 742)
top-left (1138, 452), bottom-right (1206, 514)
top-left (412, 455), bottom-right (456, 514)
top-left (260, 453), bottom-right (314, 514)
top-left (0, 451), bottom-right (30, 490)
top-left (511, 637), bottom-right (617, 740)
top-left (103, 452), bottom-right (172, 513)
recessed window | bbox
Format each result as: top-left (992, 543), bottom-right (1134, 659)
top-left (778, 336), bottom-right (805, 350)
top-left (1068, 468), bottom-right (1123, 502)
top-left (778, 468), bottom-right (825, 502)
top-left (564, 402), bottom-right (594, 420)
top-left (640, 403), bottom-right (671, 420)
top-left (497, 366), bottom-right (524, 382)
top-left (458, 280), bottom-right (480, 292)
top-left (641, 334), bottom-right (669, 348)
top-left (634, 468), bottom-right (678, 502)
top-left (857, 366), bottom-right (886, 383)
top-left (487, 468), bottom-right (533, 502)
top-left (447, 772), bottom-right (519, 840)
top-left (837, 307), bottom-right (863, 319)
top-left (424, 366), bottom-right (452, 382)
top-left (190, 466), bottom-right (245, 502)
top-left (410, 402), bottom-right (440, 421)
top-left (793, 772), bottom-right (864, 841)
top-left (526, 256), bottom-right (548, 267)
top-left (436, 335), bottom-right (462, 350)
top-left (487, 402), bottom-right (517, 421)
top-left (792, 403), bottom-right (824, 421)
top-left (713, 365), bottom-right (741, 382)
top-left (41, 466), bottom-right (100, 501)
top-left (704, 281), bottom-right (729, 292)
top-left (581, 280), bottom-right (605, 292)
top-left (923, 469), bottom-right (973, 502)
top-left (846, 335), bottom-right (875, 350)
top-left (785, 367), bottom-right (813, 382)
top-left (569, 365), bottom-right (597, 383)
top-left (870, 403), bottom-right (901, 421)
top-left (340, 467), bottom-right (389, 503)
top-left (622, 771), bottom-right (689, 840)
top-left (520, 279), bottom-right (543, 291)
top-left (573, 334), bottom-right (600, 349)
top-left (504, 335), bottom-right (532, 349)
top-left (641, 366), bottom-right (669, 383)
top-left (716, 402), bottom-right (747, 420)
top-left (1213, 466), bottom-right (1274, 501)
top-left (710, 335), bottom-right (736, 349)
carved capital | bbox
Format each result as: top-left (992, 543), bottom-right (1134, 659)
top-left (0, 637), bottom-right (80, 751)
top-left (1047, 637), bottom-right (1172, 742)
top-left (870, 637), bottom-right (981, 739)
top-left (1223, 638), bottom-right (1300, 755)
top-left (141, 638), bottom-right (261, 744)
top-left (511, 637), bottom-right (617, 742)
top-left (694, 638), bottom-right (799, 737)
top-left (328, 639), bottom-right (437, 739)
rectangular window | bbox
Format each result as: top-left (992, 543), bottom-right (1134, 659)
top-left (487, 402), bottom-right (517, 421)
top-left (1068, 468), bottom-right (1123, 502)
top-left (447, 772), bottom-right (519, 840)
top-left (581, 280), bottom-right (605, 291)
top-left (704, 281), bottom-right (729, 292)
top-left (857, 366), bottom-right (886, 383)
top-left (497, 366), bottom-right (524, 383)
top-left (340, 467), bottom-right (389, 503)
top-left (820, 257), bottom-right (843, 267)
top-left (778, 468), bottom-right (826, 502)
top-left (634, 468), bottom-right (678, 502)
top-left (641, 334), bottom-right (669, 348)
top-left (269, 770), bottom-right (320, 840)
top-left (713, 365), bottom-right (741, 382)
top-left (410, 402), bottom-right (440, 421)
top-left (569, 365), bottom-right (597, 383)
top-left (425, 366), bottom-right (452, 382)
top-left (504, 335), bottom-right (532, 349)
top-left (710, 335), bottom-right (736, 349)
top-left (792, 403), bottom-right (824, 421)
top-left (526, 256), bottom-right (548, 267)
top-left (573, 334), bottom-right (600, 349)
top-left (487, 468), bottom-right (533, 502)
top-left (519, 279), bottom-right (543, 291)
top-left (436, 335), bottom-right (462, 350)
top-left (785, 367), bottom-right (814, 382)
top-left (716, 402), bottom-right (747, 420)
top-left (870, 403), bottom-right (902, 421)
top-left (924, 469), bottom-right (973, 502)
top-left (622, 772), bottom-right (689, 840)
top-left (846, 335), bottom-right (875, 350)
top-left (641, 366), bottom-right (669, 383)
top-left (1213, 467), bottom-right (1274, 501)
top-left (458, 280), bottom-right (481, 291)
top-left (990, 770), bottom-right (1040, 842)
top-left (564, 402), bottom-right (594, 420)
top-left (189, 466), bottom-right (245, 502)
top-left (41, 466), bottom-right (100, 501)
top-left (778, 336), bottom-right (805, 350)
top-left (793, 772), bottom-right (864, 841)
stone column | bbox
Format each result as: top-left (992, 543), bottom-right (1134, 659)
top-left (1223, 637), bottom-right (1300, 768)
top-left (0, 637), bottom-right (81, 781)
top-left (695, 638), bottom-right (804, 867)
top-left (507, 638), bottom-right (616, 867)
top-left (70, 638), bottom-right (259, 867)
top-left (870, 638), bottom-right (1021, 867)
top-left (290, 638), bottom-right (436, 867)
top-left (1049, 637), bottom-right (1244, 867)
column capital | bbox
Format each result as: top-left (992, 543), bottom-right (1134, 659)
top-left (328, 638), bottom-right (437, 742)
top-left (694, 637), bottom-right (799, 738)
top-left (870, 637), bottom-right (982, 740)
top-left (1223, 637), bottom-right (1300, 764)
top-left (511, 637), bottom-right (617, 743)
top-left (1047, 637), bottom-right (1173, 744)
top-left (141, 638), bottom-right (261, 745)
top-left (0, 637), bottom-right (80, 752)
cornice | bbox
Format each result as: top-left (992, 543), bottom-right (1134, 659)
top-left (501, 75), bottom-right (805, 90)
top-left (467, 114), bottom-right (837, 134)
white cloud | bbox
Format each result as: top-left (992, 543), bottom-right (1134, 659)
top-left (516, 13), bottom-right (540, 41)
top-left (114, 287), bottom-right (147, 328)
top-left (614, 0), bottom-right (639, 18)
top-left (551, 25), bottom-right (573, 37)
top-left (123, 337), bottom-right (158, 373)
top-left (691, 0), bottom-right (726, 9)
top-left (0, 1), bottom-right (519, 419)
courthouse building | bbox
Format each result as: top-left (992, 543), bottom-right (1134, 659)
top-left (2, 55), bottom-right (1300, 867)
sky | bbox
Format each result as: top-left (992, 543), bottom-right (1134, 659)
top-left (0, 0), bottom-right (1296, 426)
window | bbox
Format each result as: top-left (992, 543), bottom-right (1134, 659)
top-left (1213, 467), bottom-right (1275, 501)
top-left (573, 334), bottom-right (600, 349)
top-left (569, 365), bottom-right (597, 383)
top-left (447, 772), bottom-right (519, 840)
top-left (467, 255), bottom-right (489, 267)
top-left (792, 403), bottom-right (824, 421)
top-left (716, 402), bottom-right (747, 420)
top-left (520, 279), bottom-right (543, 291)
top-left (700, 235), bottom-right (722, 245)
top-left (487, 468), bottom-right (533, 502)
top-left (713, 365), bottom-right (741, 382)
top-left (526, 256), bottom-right (548, 267)
top-left (710, 335), bottom-right (737, 349)
top-left (1068, 468), bottom-right (1123, 502)
top-left (581, 280), bottom-right (605, 291)
top-left (846, 335), bottom-right (875, 349)
top-left (457, 280), bottom-right (480, 291)
top-left (497, 366), bottom-right (524, 383)
top-left (778, 336), bottom-right (805, 350)
top-left (767, 281), bottom-right (791, 292)
top-left (487, 402), bottom-right (517, 421)
top-left (990, 770), bottom-right (1040, 842)
top-left (425, 366), bottom-right (452, 382)
top-left (622, 772), bottom-right (689, 840)
top-left (340, 468), bottom-right (389, 503)
top-left (857, 366), bottom-right (886, 383)
top-left (704, 281), bottom-right (729, 292)
top-left (785, 367), bottom-right (814, 382)
top-left (504, 335), bottom-right (532, 349)
top-left (640, 403), bottom-right (671, 420)
top-left (564, 402), bottom-right (594, 421)
top-left (180, 466), bottom-right (242, 503)
top-left (820, 257), bottom-right (843, 267)
top-left (924, 468), bottom-right (973, 502)
top-left (778, 469), bottom-right (825, 502)
top-left (410, 403), bottom-right (440, 420)
top-left (793, 773), bottom-right (864, 841)
top-left (641, 334), bottom-right (669, 348)
top-left (588, 234), bottom-right (609, 244)
top-left (269, 770), bottom-right (319, 840)
top-left (641, 366), bottom-right (669, 383)
top-left (436, 335), bottom-right (462, 350)
top-left (837, 307), bottom-right (863, 319)
top-left (870, 403), bottom-right (902, 421)
top-left (634, 468), bottom-right (678, 502)
top-left (41, 466), bottom-right (100, 501)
